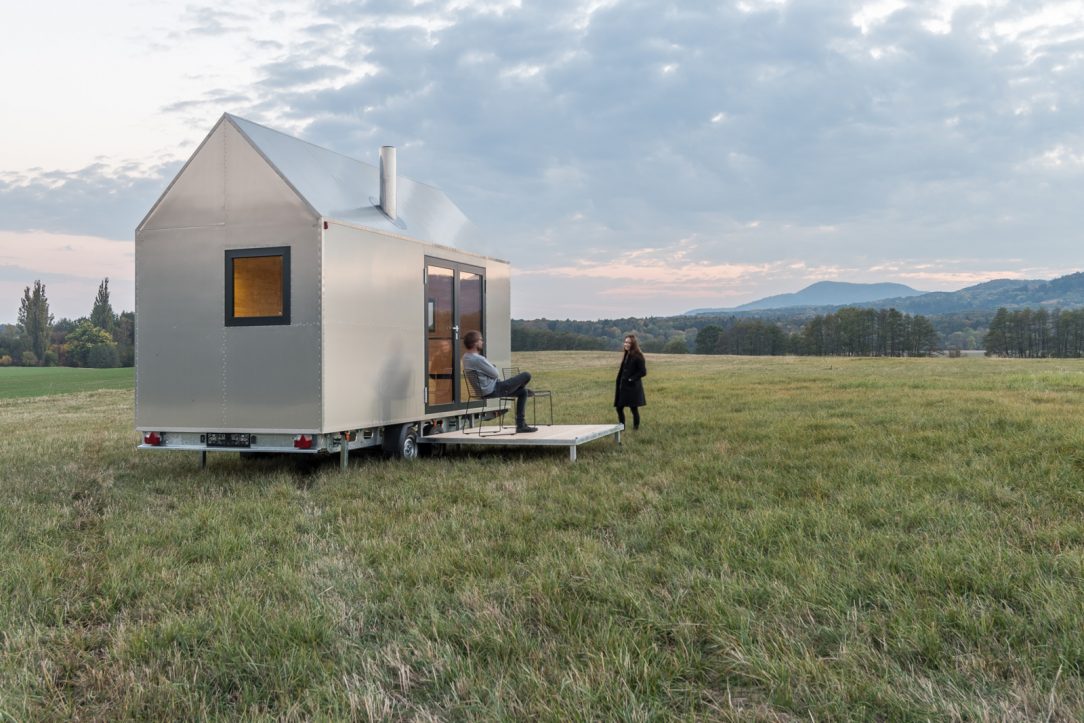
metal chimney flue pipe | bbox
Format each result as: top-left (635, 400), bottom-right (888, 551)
top-left (379, 146), bottom-right (396, 220)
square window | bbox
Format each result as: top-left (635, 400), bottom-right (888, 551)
top-left (225, 247), bottom-right (290, 326)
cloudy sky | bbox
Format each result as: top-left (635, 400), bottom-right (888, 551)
top-left (2, 0), bottom-right (1083, 322)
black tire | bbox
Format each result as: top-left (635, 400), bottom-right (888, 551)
top-left (382, 424), bottom-right (419, 460)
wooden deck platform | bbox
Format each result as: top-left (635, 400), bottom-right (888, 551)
top-left (419, 424), bottom-right (623, 461)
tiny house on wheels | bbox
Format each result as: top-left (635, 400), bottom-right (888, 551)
top-left (136, 114), bottom-right (511, 465)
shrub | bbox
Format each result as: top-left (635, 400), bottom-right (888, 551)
top-left (663, 337), bottom-right (688, 354)
top-left (65, 320), bottom-right (119, 368)
top-left (87, 343), bottom-right (120, 369)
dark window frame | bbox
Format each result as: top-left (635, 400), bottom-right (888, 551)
top-left (225, 246), bottom-right (291, 327)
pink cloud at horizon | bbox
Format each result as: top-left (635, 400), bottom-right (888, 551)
top-left (0, 230), bottom-right (134, 322)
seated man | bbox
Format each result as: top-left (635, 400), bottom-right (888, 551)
top-left (461, 330), bottom-right (536, 433)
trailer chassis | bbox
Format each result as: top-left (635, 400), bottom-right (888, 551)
top-left (138, 408), bottom-right (506, 470)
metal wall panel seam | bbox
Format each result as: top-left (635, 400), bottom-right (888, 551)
top-left (318, 221), bottom-right (325, 432)
top-left (222, 327), bottom-right (229, 426)
top-left (134, 235), bottom-right (141, 425)
top-left (222, 129), bottom-right (230, 426)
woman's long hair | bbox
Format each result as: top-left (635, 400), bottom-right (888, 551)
top-left (624, 333), bottom-right (644, 360)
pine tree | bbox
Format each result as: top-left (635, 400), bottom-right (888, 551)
top-left (908, 315), bottom-right (939, 356)
top-left (90, 277), bottom-right (115, 334)
top-left (17, 280), bottom-right (53, 365)
top-left (985, 308), bottom-right (1009, 356)
top-left (695, 325), bottom-right (721, 354)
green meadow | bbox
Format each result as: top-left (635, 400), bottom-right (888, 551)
top-left (0, 366), bottom-right (134, 400)
top-left (1, 354), bottom-right (1082, 720)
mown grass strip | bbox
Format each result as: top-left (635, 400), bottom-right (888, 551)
top-left (0, 367), bottom-right (134, 400)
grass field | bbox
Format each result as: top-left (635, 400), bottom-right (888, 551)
top-left (0, 366), bottom-right (134, 400)
top-left (1, 353), bottom-right (1082, 720)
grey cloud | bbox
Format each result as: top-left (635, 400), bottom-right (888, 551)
top-left (17, 0), bottom-right (1081, 290)
top-left (0, 163), bottom-right (180, 240)
top-left (162, 90), bottom-right (253, 114)
top-left (301, 22), bottom-right (342, 37)
top-left (252, 39), bottom-right (286, 52)
top-left (315, 0), bottom-right (446, 18)
top-left (0, 264), bottom-right (105, 285)
top-left (257, 61), bottom-right (351, 89)
top-left (179, 6), bottom-right (253, 36)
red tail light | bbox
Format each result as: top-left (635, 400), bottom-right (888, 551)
top-left (293, 434), bottom-right (313, 450)
top-left (143, 432), bottom-right (162, 446)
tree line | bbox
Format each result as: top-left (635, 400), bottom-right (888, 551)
top-left (1, 279), bottom-right (133, 368)
top-left (513, 307), bottom-right (940, 356)
top-left (796, 308), bottom-right (939, 356)
top-left (984, 307), bottom-right (1084, 357)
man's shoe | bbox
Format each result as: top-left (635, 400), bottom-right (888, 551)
top-left (515, 424), bottom-right (538, 433)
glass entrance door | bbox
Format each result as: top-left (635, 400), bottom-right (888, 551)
top-left (425, 259), bottom-right (485, 409)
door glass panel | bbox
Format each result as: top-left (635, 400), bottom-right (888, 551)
top-left (426, 265), bottom-right (455, 406)
top-left (459, 271), bottom-right (483, 402)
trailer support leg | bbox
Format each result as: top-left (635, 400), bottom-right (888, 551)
top-left (340, 438), bottom-right (349, 471)
top-left (199, 450), bottom-right (207, 469)
top-left (569, 445), bottom-right (577, 462)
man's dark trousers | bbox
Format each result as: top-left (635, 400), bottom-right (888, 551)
top-left (491, 371), bottom-right (532, 427)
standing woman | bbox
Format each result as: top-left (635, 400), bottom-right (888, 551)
top-left (614, 333), bottom-right (647, 430)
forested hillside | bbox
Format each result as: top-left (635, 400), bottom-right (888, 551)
top-left (514, 307), bottom-right (940, 356)
top-left (860, 272), bottom-right (1084, 315)
top-left (689, 280), bottom-right (925, 313)
top-left (514, 272), bottom-right (1084, 354)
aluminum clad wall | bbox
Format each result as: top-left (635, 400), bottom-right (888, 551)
top-left (136, 226), bottom-right (229, 427)
top-left (484, 260), bottom-right (512, 372)
top-left (320, 225), bottom-right (512, 432)
top-left (140, 122), bottom-right (226, 231)
top-left (321, 225), bottom-right (424, 430)
top-left (136, 121), bottom-right (323, 431)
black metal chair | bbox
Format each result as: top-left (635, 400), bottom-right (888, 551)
top-left (463, 369), bottom-right (515, 435)
top-left (502, 367), bottom-right (554, 426)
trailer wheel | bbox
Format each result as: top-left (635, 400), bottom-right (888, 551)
top-left (383, 424), bottom-right (419, 460)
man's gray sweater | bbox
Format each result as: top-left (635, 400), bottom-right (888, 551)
top-left (462, 352), bottom-right (500, 395)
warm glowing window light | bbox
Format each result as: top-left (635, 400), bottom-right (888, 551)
top-left (233, 255), bottom-right (283, 317)
top-left (225, 247), bottom-right (290, 326)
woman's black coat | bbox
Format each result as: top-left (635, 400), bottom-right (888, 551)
top-left (614, 352), bottom-right (647, 408)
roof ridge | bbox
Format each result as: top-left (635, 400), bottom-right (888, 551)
top-left (224, 113), bottom-right (445, 192)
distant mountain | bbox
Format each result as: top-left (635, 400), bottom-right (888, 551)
top-left (688, 281), bottom-right (926, 314)
top-left (856, 272), bottom-right (1084, 314)
top-left (688, 272), bottom-right (1084, 318)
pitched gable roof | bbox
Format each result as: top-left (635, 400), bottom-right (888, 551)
top-left (142, 114), bottom-right (478, 247)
